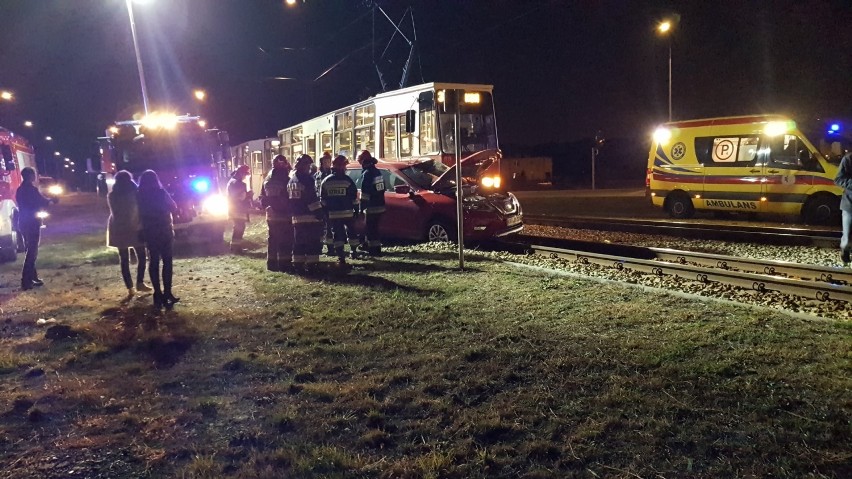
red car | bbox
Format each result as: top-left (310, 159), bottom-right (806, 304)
top-left (345, 155), bottom-right (523, 242)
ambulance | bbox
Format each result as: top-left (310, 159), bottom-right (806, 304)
top-left (646, 115), bottom-right (842, 224)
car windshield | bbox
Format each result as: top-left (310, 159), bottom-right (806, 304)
top-left (399, 160), bottom-right (449, 189)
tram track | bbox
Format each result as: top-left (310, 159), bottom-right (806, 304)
top-left (523, 214), bottom-right (840, 248)
top-left (491, 234), bottom-right (852, 314)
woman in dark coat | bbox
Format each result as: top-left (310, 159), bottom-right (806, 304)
top-left (107, 170), bottom-right (151, 298)
top-left (137, 170), bottom-right (179, 308)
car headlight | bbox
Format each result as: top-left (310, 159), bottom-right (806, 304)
top-left (480, 175), bottom-right (501, 188)
top-left (201, 194), bottom-right (229, 217)
top-left (47, 185), bottom-right (64, 196)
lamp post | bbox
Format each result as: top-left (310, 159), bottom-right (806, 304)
top-left (657, 19), bottom-right (675, 122)
top-left (0, 91), bottom-right (13, 101)
top-left (126, 0), bottom-right (151, 115)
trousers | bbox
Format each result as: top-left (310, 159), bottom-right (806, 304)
top-left (267, 220), bottom-right (294, 270)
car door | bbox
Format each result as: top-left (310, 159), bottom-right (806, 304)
top-left (377, 168), bottom-right (425, 240)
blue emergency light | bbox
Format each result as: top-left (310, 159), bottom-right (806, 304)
top-left (191, 178), bottom-right (210, 193)
top-left (827, 123), bottom-right (841, 135)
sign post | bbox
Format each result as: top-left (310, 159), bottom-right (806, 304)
top-left (454, 91), bottom-right (465, 269)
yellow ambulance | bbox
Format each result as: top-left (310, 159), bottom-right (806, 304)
top-left (646, 115), bottom-right (842, 223)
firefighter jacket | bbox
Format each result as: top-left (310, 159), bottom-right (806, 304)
top-left (260, 171), bottom-right (291, 222)
top-left (288, 171), bottom-right (323, 224)
top-left (320, 172), bottom-right (358, 220)
top-left (227, 177), bottom-right (250, 220)
top-left (314, 168), bottom-right (332, 195)
top-left (359, 165), bottom-right (386, 214)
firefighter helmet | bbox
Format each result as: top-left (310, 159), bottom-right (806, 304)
top-left (295, 154), bottom-right (313, 169)
top-left (235, 164), bottom-right (250, 176)
top-left (357, 150), bottom-right (376, 165)
top-left (332, 155), bottom-right (348, 167)
top-left (272, 154), bottom-right (291, 170)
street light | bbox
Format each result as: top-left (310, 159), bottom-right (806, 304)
top-left (0, 91), bottom-right (13, 101)
top-left (54, 151), bottom-right (61, 156)
top-left (657, 18), bottom-right (676, 122)
top-left (24, 121), bottom-right (33, 127)
top-left (45, 136), bottom-right (53, 141)
top-left (126, 0), bottom-right (152, 115)
top-left (194, 89), bottom-right (206, 101)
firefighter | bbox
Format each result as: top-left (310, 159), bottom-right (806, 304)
top-left (227, 164), bottom-right (253, 253)
top-left (260, 155), bottom-right (293, 272)
top-left (288, 154), bottom-right (324, 273)
top-left (16, 167), bottom-right (58, 290)
top-left (357, 150), bottom-right (385, 256)
top-left (315, 151), bottom-right (334, 256)
top-left (320, 155), bottom-right (359, 266)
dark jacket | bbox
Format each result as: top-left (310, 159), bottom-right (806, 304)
top-left (320, 172), bottom-right (358, 219)
top-left (15, 183), bottom-right (51, 227)
top-left (835, 152), bottom-right (852, 212)
top-left (288, 171), bottom-right (323, 224)
top-left (359, 165), bottom-right (386, 214)
top-left (260, 169), bottom-right (291, 222)
top-left (137, 188), bottom-right (178, 243)
top-left (314, 168), bottom-right (332, 195)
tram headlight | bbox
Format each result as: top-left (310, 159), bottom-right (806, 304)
top-left (201, 194), bottom-right (229, 217)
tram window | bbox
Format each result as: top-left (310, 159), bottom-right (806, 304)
top-left (419, 91), bottom-right (437, 155)
top-left (335, 131), bottom-right (352, 159)
top-left (356, 126), bottom-right (375, 155)
top-left (320, 131), bottom-right (332, 154)
top-left (355, 104), bottom-right (375, 127)
top-left (400, 115), bottom-right (413, 157)
top-left (306, 136), bottom-right (317, 159)
top-left (382, 117), bottom-right (398, 159)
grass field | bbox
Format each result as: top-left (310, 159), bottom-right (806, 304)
top-left (0, 194), bottom-right (849, 478)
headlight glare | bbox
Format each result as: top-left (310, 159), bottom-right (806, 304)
top-left (201, 194), bottom-right (229, 217)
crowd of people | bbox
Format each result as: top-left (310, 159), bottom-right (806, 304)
top-left (12, 150), bottom-right (387, 310)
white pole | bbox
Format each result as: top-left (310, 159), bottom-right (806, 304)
top-left (454, 91), bottom-right (464, 270)
top-left (126, 0), bottom-right (150, 115)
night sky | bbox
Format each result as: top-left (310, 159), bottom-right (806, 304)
top-left (1, 0), bottom-right (851, 167)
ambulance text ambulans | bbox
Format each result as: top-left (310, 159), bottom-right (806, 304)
top-left (646, 115), bottom-right (842, 224)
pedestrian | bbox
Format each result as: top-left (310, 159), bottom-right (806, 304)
top-left (315, 152), bottom-right (334, 256)
top-left (227, 164), bottom-right (253, 254)
top-left (288, 154), bottom-right (324, 273)
top-left (357, 150), bottom-right (386, 256)
top-left (320, 155), bottom-right (359, 266)
top-left (260, 155), bottom-right (294, 272)
top-left (15, 167), bottom-right (57, 290)
top-left (835, 151), bottom-right (852, 266)
top-left (137, 169), bottom-right (179, 309)
top-left (107, 170), bottom-right (152, 298)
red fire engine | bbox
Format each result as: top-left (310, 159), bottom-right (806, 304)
top-left (0, 127), bottom-right (38, 261)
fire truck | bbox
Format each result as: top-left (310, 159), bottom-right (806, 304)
top-left (0, 127), bottom-right (40, 261)
top-left (98, 113), bottom-right (232, 243)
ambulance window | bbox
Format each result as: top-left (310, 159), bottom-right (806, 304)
top-left (738, 137), bottom-right (758, 162)
top-left (711, 137), bottom-right (740, 163)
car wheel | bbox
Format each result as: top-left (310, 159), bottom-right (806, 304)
top-left (426, 221), bottom-right (453, 243)
top-left (802, 194), bottom-right (839, 225)
top-left (666, 192), bottom-right (695, 219)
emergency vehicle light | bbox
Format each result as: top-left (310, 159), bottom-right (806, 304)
top-left (830, 123), bottom-right (840, 132)
top-left (191, 178), bottom-right (210, 193)
top-left (764, 121), bottom-right (792, 137)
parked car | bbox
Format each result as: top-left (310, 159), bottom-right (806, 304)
top-left (345, 157), bottom-right (523, 242)
top-left (38, 176), bottom-right (64, 197)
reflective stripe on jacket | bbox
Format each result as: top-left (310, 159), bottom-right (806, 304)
top-left (359, 166), bottom-right (385, 215)
top-left (320, 173), bottom-right (358, 219)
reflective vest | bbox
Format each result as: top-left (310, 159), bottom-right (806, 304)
top-left (288, 171), bottom-right (323, 224)
top-left (320, 172), bottom-right (358, 219)
top-left (260, 175), bottom-right (290, 222)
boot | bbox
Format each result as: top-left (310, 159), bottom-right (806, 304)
top-left (136, 282), bottom-right (153, 292)
top-left (842, 249), bottom-right (851, 267)
top-left (153, 292), bottom-right (164, 309)
top-left (32, 278), bottom-right (44, 287)
top-left (164, 292), bottom-right (180, 305)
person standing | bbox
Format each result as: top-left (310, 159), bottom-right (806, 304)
top-left (357, 150), bottom-right (385, 256)
top-left (835, 151), bottom-right (852, 266)
top-left (15, 167), bottom-right (57, 290)
top-left (107, 170), bottom-right (152, 298)
top-left (260, 155), bottom-right (294, 272)
top-left (320, 155), bottom-right (359, 266)
top-left (137, 170), bottom-right (179, 309)
top-left (227, 164), bottom-right (252, 254)
top-left (314, 152), bottom-right (334, 256)
top-left (288, 155), bottom-right (324, 273)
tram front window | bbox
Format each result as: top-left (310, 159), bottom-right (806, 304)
top-left (438, 91), bottom-right (498, 154)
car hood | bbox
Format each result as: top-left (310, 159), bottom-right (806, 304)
top-left (432, 149), bottom-right (501, 190)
